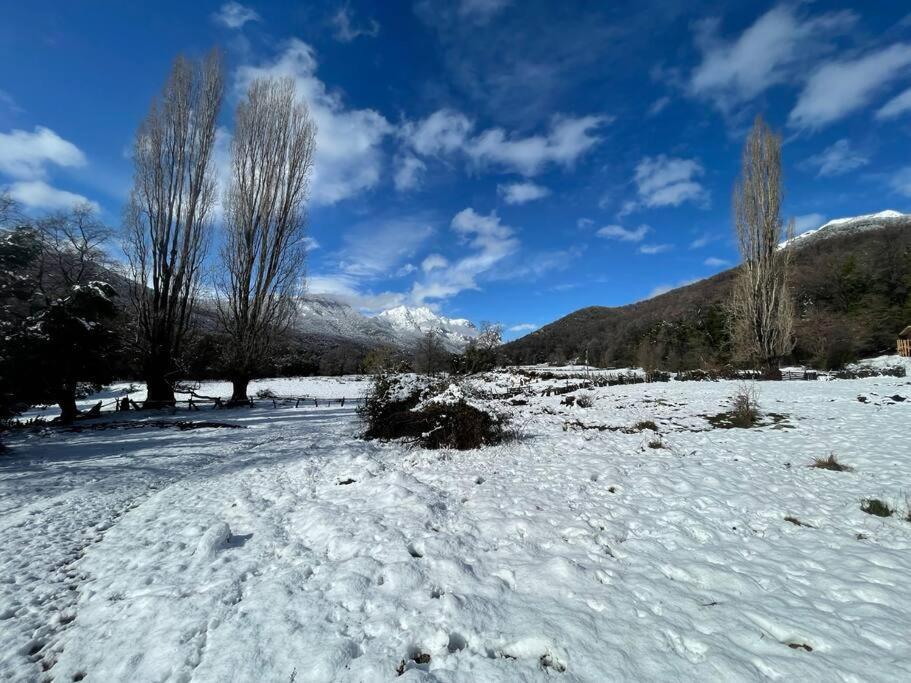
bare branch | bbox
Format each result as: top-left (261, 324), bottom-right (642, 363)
top-left (124, 49), bottom-right (223, 404)
top-left (216, 76), bottom-right (316, 401)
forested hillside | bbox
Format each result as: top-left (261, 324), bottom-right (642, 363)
top-left (503, 219), bottom-right (911, 370)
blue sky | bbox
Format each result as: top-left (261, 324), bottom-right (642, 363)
top-left (2, 1), bottom-right (911, 338)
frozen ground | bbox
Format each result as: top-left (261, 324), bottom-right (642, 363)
top-left (1, 368), bottom-right (910, 681)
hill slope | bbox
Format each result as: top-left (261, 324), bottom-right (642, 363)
top-left (503, 213), bottom-right (911, 369)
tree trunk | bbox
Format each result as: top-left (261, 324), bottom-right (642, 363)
top-left (144, 372), bottom-right (176, 408)
top-left (229, 376), bottom-right (250, 406)
top-left (57, 387), bottom-right (79, 425)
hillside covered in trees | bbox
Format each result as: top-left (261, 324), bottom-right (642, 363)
top-left (502, 217), bottom-right (911, 370)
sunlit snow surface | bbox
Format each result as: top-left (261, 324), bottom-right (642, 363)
top-left (2, 366), bottom-right (911, 681)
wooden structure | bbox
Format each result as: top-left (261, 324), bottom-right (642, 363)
top-left (899, 326), bottom-right (911, 357)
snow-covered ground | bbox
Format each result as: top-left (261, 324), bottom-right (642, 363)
top-left (2, 368), bottom-right (911, 681)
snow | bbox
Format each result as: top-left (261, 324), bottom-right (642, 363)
top-left (296, 296), bottom-right (477, 352)
top-left (3, 370), bottom-right (911, 680)
top-left (780, 209), bottom-right (909, 249)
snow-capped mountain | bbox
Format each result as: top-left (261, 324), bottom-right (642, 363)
top-left (781, 210), bottom-right (909, 249)
top-left (376, 306), bottom-right (476, 349)
top-left (295, 296), bottom-right (477, 351)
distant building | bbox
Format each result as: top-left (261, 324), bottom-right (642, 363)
top-left (898, 326), bottom-right (911, 357)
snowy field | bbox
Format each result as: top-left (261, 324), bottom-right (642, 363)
top-left (2, 368), bottom-right (911, 681)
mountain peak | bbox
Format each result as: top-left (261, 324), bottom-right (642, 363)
top-left (781, 210), bottom-right (910, 249)
top-left (296, 296), bottom-right (477, 351)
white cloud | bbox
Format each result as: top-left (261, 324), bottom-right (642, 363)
top-left (421, 253), bottom-right (448, 273)
top-left (639, 243), bottom-right (673, 255)
top-left (498, 181), bottom-right (550, 204)
top-left (0, 126), bottom-right (86, 179)
top-left (876, 86), bottom-right (911, 120)
top-left (793, 213), bottom-right (825, 233)
top-left (236, 40), bottom-right (393, 205)
top-left (689, 232), bottom-right (717, 249)
top-left (458, 0), bottom-right (511, 23)
top-left (508, 322), bottom-right (537, 333)
top-left (647, 96), bottom-right (671, 117)
top-left (704, 256), bottom-right (730, 267)
top-left (577, 217), bottom-right (594, 229)
top-left (7, 180), bottom-right (99, 212)
top-left (790, 44), bottom-right (911, 129)
top-left (331, 5), bottom-right (380, 42)
top-left (596, 224), bottom-right (649, 242)
top-left (401, 110), bottom-right (607, 177)
top-left (633, 155), bottom-right (706, 209)
top-left (467, 115), bottom-right (607, 176)
top-left (400, 109), bottom-right (473, 157)
top-left (213, 2), bottom-right (260, 29)
top-left (393, 155), bottom-right (426, 191)
top-left (689, 6), bottom-right (856, 113)
top-left (890, 168), bottom-right (911, 197)
top-left (306, 274), bottom-right (406, 313)
top-left (334, 216), bottom-right (435, 279)
top-left (411, 208), bottom-right (519, 302)
top-left (802, 139), bottom-right (869, 177)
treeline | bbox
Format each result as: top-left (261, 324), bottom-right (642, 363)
top-left (1, 49), bottom-right (319, 424)
top-left (503, 220), bottom-right (911, 371)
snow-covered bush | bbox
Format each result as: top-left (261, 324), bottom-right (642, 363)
top-left (359, 374), bottom-right (511, 450)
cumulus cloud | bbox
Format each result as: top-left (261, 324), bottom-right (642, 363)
top-left (7, 180), bottom-right (98, 212)
top-left (688, 6), bottom-right (856, 114)
top-left (411, 208), bottom-right (519, 302)
top-left (0, 126), bottom-right (86, 179)
top-left (421, 253), bottom-right (448, 273)
top-left (393, 155), bottom-right (426, 191)
top-left (400, 110), bottom-right (607, 177)
top-left (802, 139), bottom-right (869, 177)
top-left (236, 40), bottom-right (393, 205)
top-left (331, 5), bottom-right (380, 42)
top-left (213, 2), bottom-right (260, 29)
top-left (596, 224), bottom-right (649, 242)
top-left (877, 85), bottom-right (911, 120)
top-left (498, 181), bottom-right (550, 204)
top-left (467, 115), bottom-right (607, 176)
top-left (790, 44), bottom-right (911, 129)
top-left (508, 322), bottom-right (537, 333)
top-left (632, 155), bottom-right (707, 209)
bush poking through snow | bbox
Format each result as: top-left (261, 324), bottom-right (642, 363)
top-left (575, 393), bottom-right (593, 408)
top-left (360, 374), bottom-right (511, 450)
top-left (708, 384), bottom-right (761, 428)
top-left (811, 454), bottom-right (852, 472)
top-left (861, 499), bottom-right (894, 517)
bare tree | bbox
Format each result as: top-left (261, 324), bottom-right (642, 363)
top-left (35, 203), bottom-right (111, 304)
top-left (217, 77), bottom-right (316, 404)
top-left (729, 115), bottom-right (795, 372)
top-left (125, 50), bottom-right (223, 406)
top-left (415, 328), bottom-right (448, 375)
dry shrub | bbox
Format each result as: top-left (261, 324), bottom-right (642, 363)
top-left (810, 454), bottom-right (852, 472)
